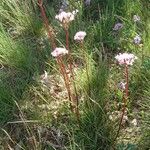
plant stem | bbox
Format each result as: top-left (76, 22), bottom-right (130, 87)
top-left (56, 57), bottom-right (73, 112)
top-left (113, 95), bottom-right (127, 143)
top-left (113, 64), bottom-right (129, 143)
top-left (65, 29), bottom-right (69, 51)
top-left (125, 64), bottom-right (129, 98)
top-left (65, 29), bottom-right (80, 120)
top-left (38, 0), bottom-right (56, 49)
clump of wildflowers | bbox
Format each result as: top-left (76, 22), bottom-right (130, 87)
top-left (115, 53), bottom-right (138, 66)
top-left (113, 23), bottom-right (123, 31)
top-left (114, 52), bottom-right (138, 141)
top-left (133, 35), bottom-right (141, 45)
top-left (133, 15), bottom-right (140, 22)
top-left (51, 47), bottom-right (68, 57)
top-left (74, 31), bottom-right (87, 41)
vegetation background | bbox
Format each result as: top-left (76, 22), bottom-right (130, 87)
top-left (0, 0), bottom-right (150, 149)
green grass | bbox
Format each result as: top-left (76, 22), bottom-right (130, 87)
top-left (0, 0), bottom-right (150, 149)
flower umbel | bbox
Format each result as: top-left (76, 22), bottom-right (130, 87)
top-left (133, 35), bottom-right (141, 45)
top-left (55, 10), bottom-right (78, 29)
top-left (115, 53), bottom-right (138, 65)
top-left (74, 31), bottom-right (87, 41)
top-left (51, 47), bottom-right (68, 57)
top-left (133, 15), bottom-right (140, 22)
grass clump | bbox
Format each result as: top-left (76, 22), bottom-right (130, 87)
top-left (0, 0), bottom-right (150, 149)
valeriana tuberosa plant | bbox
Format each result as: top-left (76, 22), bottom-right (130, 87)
top-left (55, 10), bottom-right (80, 120)
top-left (114, 53), bottom-right (137, 141)
top-left (38, 0), bottom-right (56, 49)
top-left (51, 47), bottom-right (74, 111)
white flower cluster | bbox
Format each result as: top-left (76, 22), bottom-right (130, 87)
top-left (74, 31), bottom-right (86, 41)
top-left (55, 10), bottom-right (78, 25)
top-left (133, 15), bottom-right (140, 22)
top-left (115, 53), bottom-right (138, 65)
top-left (133, 35), bottom-right (141, 45)
top-left (51, 47), bottom-right (68, 57)
top-left (118, 82), bottom-right (126, 91)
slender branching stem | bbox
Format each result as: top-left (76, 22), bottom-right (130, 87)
top-left (65, 29), bottom-right (73, 72)
top-left (38, 0), bottom-right (56, 49)
top-left (125, 64), bottom-right (129, 98)
top-left (56, 56), bottom-right (73, 112)
top-left (114, 95), bottom-right (127, 143)
top-left (65, 29), bottom-right (69, 51)
top-left (65, 29), bottom-right (80, 120)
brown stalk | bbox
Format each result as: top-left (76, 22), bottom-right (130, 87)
top-left (125, 64), bottom-right (129, 98)
top-left (113, 64), bottom-right (129, 143)
top-left (65, 29), bottom-right (80, 120)
top-left (56, 56), bottom-right (73, 112)
top-left (38, 0), bottom-right (56, 49)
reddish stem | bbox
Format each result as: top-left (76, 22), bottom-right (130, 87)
top-left (65, 29), bottom-right (80, 120)
top-left (56, 57), bottom-right (73, 112)
top-left (114, 64), bottom-right (129, 143)
top-left (38, 0), bottom-right (56, 49)
top-left (114, 95), bottom-right (126, 143)
top-left (65, 29), bottom-right (69, 51)
top-left (125, 64), bottom-right (129, 98)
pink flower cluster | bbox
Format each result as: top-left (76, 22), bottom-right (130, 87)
top-left (55, 10), bottom-right (78, 24)
top-left (51, 47), bottom-right (68, 57)
top-left (115, 53), bottom-right (137, 65)
top-left (74, 31), bottom-right (86, 41)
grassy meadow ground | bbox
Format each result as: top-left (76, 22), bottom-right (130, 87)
top-left (0, 0), bottom-right (150, 149)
